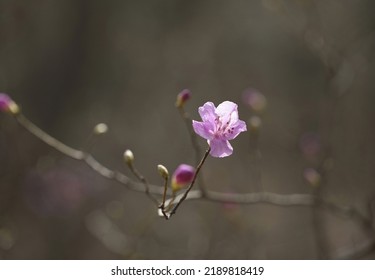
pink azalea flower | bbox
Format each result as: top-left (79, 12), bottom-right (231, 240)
top-left (171, 164), bottom-right (195, 192)
top-left (192, 101), bottom-right (247, 157)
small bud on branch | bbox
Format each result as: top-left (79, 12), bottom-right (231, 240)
top-left (123, 149), bottom-right (134, 166)
top-left (175, 89), bottom-right (191, 108)
top-left (157, 164), bottom-right (169, 180)
top-left (93, 123), bottom-right (108, 135)
top-left (0, 93), bottom-right (20, 115)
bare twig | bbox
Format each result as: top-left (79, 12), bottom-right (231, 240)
top-left (16, 114), bottom-right (85, 160)
top-left (177, 106), bottom-right (202, 165)
top-left (158, 166), bottom-right (169, 219)
top-left (177, 106), bottom-right (207, 196)
top-left (335, 237), bottom-right (375, 260)
top-left (126, 158), bottom-right (159, 206)
top-left (169, 147), bottom-right (210, 218)
top-left (82, 123), bottom-right (108, 153)
top-left (12, 112), bottom-right (375, 234)
top-left (15, 113), bottom-right (162, 205)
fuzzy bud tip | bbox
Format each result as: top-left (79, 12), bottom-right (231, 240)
top-left (93, 123), bottom-right (108, 135)
top-left (171, 164), bottom-right (195, 192)
top-left (242, 88), bottom-right (267, 113)
top-left (175, 89), bottom-right (191, 108)
top-left (303, 168), bottom-right (321, 187)
top-left (157, 164), bottom-right (169, 179)
top-left (0, 93), bottom-right (20, 115)
top-left (124, 149), bottom-right (134, 165)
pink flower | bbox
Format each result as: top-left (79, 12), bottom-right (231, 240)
top-left (192, 101), bottom-right (247, 157)
top-left (171, 164), bottom-right (195, 192)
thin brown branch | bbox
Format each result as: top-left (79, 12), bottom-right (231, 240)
top-left (158, 171), bottom-right (169, 219)
top-left (15, 113), bottom-right (162, 203)
top-left (126, 160), bottom-right (160, 206)
top-left (177, 106), bottom-right (207, 196)
top-left (335, 237), bottom-right (375, 260)
top-left (16, 114), bottom-right (85, 160)
top-left (12, 112), bottom-right (375, 231)
top-left (206, 190), bottom-right (315, 206)
top-left (177, 106), bottom-right (202, 165)
top-left (168, 147), bottom-right (210, 218)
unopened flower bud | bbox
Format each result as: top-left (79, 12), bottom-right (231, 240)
top-left (157, 164), bottom-right (169, 179)
top-left (93, 123), bottom-right (108, 135)
top-left (303, 168), bottom-right (321, 187)
top-left (242, 88), bottom-right (267, 113)
top-left (0, 93), bottom-right (20, 115)
top-left (175, 89), bottom-right (191, 108)
top-left (123, 149), bottom-right (134, 165)
top-left (171, 164), bottom-right (195, 192)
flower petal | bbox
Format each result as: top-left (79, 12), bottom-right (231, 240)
top-left (216, 101), bottom-right (237, 115)
top-left (209, 139), bottom-right (233, 158)
top-left (226, 120), bottom-right (247, 140)
top-left (198, 102), bottom-right (217, 123)
top-left (192, 121), bottom-right (214, 140)
top-left (216, 101), bottom-right (239, 126)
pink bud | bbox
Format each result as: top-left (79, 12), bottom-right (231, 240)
top-left (0, 93), bottom-right (19, 114)
top-left (171, 164), bottom-right (195, 192)
top-left (242, 88), bottom-right (267, 112)
top-left (175, 89), bottom-right (191, 107)
top-left (0, 93), bottom-right (12, 111)
top-left (303, 168), bottom-right (321, 187)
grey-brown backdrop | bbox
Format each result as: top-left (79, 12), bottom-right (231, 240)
top-left (0, 0), bottom-right (375, 259)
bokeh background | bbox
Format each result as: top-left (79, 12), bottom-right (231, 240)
top-left (1, 0), bottom-right (375, 259)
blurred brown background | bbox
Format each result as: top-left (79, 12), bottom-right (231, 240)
top-left (0, 0), bottom-right (375, 259)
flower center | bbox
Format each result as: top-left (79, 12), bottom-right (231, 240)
top-left (214, 115), bottom-right (235, 138)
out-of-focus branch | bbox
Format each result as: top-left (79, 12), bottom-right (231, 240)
top-left (335, 237), bottom-right (375, 260)
top-left (15, 113), bottom-right (165, 197)
top-left (16, 114), bottom-right (85, 160)
top-left (273, 0), bottom-right (375, 259)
